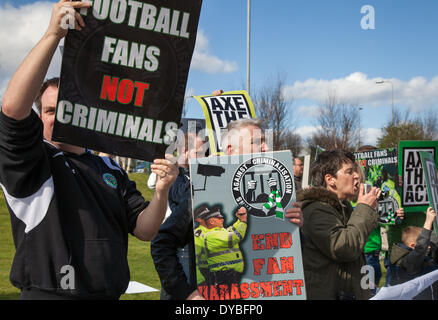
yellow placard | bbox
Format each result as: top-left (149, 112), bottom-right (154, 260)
top-left (193, 90), bottom-right (257, 156)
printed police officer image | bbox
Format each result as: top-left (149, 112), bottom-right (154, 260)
top-left (193, 205), bottom-right (248, 297)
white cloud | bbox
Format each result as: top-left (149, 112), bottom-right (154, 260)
top-left (294, 125), bottom-right (321, 141)
top-left (292, 125), bottom-right (381, 148)
top-left (283, 72), bottom-right (438, 111)
top-left (297, 105), bottom-right (320, 118)
top-left (0, 2), bottom-right (62, 98)
top-left (190, 29), bottom-right (238, 74)
top-left (0, 4), bottom-right (237, 100)
top-left (360, 127), bottom-right (382, 147)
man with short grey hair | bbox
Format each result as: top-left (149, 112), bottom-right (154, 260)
top-left (221, 118), bottom-right (303, 227)
top-left (221, 118), bottom-right (268, 155)
top-left (151, 116), bottom-right (304, 300)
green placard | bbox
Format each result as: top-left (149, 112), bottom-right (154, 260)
top-left (398, 141), bottom-right (438, 213)
top-left (354, 147), bottom-right (400, 225)
top-left (419, 151), bottom-right (438, 235)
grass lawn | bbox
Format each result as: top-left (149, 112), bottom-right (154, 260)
top-left (0, 172), bottom-right (161, 300)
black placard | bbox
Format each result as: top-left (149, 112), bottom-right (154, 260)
top-left (52, 0), bottom-right (203, 161)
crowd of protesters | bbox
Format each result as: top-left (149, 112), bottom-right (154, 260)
top-left (0, 0), bottom-right (436, 301)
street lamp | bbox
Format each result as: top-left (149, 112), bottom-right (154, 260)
top-left (358, 106), bottom-right (363, 150)
top-left (247, 0), bottom-right (251, 96)
top-left (182, 95), bottom-right (193, 118)
top-left (375, 80), bottom-right (394, 124)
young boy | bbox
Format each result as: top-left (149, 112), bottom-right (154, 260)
top-left (390, 207), bottom-right (438, 299)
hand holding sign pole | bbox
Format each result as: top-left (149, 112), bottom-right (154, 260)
top-left (419, 151), bottom-right (438, 235)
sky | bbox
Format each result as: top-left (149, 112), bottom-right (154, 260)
top-left (0, 0), bottom-right (437, 149)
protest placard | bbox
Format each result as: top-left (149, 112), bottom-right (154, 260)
top-left (193, 91), bottom-right (257, 155)
top-left (419, 151), bottom-right (438, 234)
top-left (302, 155), bottom-right (311, 188)
top-left (315, 145), bottom-right (325, 160)
top-left (398, 141), bottom-right (438, 212)
top-left (189, 151), bottom-right (306, 300)
top-left (354, 148), bottom-right (400, 225)
top-left (52, 0), bottom-right (203, 162)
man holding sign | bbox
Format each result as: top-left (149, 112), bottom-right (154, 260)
top-left (151, 117), bottom-right (303, 300)
top-left (0, 1), bottom-right (177, 300)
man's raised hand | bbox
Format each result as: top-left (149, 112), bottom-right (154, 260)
top-left (46, 0), bottom-right (91, 39)
top-left (150, 154), bottom-right (178, 193)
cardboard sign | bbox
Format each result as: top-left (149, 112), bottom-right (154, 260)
top-left (354, 148), bottom-right (400, 225)
top-left (302, 155), bottom-right (311, 189)
top-left (52, 0), bottom-right (203, 162)
top-left (398, 141), bottom-right (438, 212)
top-left (189, 151), bottom-right (306, 300)
top-left (315, 145), bottom-right (325, 160)
top-left (193, 91), bottom-right (256, 155)
top-left (419, 151), bottom-right (438, 234)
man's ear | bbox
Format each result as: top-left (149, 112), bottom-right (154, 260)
top-left (325, 174), bottom-right (336, 188)
top-left (227, 145), bottom-right (232, 156)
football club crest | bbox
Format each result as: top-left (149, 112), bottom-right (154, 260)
top-left (103, 173), bottom-right (117, 189)
top-left (231, 156), bottom-right (294, 219)
top-left (377, 192), bottom-right (400, 225)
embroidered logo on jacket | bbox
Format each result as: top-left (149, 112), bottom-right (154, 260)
top-left (103, 173), bottom-right (118, 189)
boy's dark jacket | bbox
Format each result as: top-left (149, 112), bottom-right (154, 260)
top-left (297, 187), bottom-right (378, 300)
top-left (390, 228), bottom-right (438, 300)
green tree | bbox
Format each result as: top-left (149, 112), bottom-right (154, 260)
top-left (377, 109), bottom-right (438, 148)
top-left (377, 121), bottom-right (425, 148)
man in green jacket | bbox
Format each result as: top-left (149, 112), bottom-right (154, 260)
top-left (298, 150), bottom-right (381, 300)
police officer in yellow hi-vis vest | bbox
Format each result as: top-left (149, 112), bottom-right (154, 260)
top-left (194, 205), bottom-right (248, 289)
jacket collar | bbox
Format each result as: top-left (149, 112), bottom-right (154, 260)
top-left (297, 186), bottom-right (344, 211)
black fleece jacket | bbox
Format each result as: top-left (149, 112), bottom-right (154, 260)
top-left (150, 168), bottom-right (197, 299)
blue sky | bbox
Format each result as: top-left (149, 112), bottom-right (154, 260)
top-left (1, 0), bottom-right (437, 148)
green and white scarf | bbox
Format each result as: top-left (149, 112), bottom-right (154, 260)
top-left (262, 190), bottom-right (284, 219)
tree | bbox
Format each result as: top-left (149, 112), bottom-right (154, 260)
top-left (308, 92), bottom-right (360, 152)
top-left (415, 109), bottom-right (438, 140)
top-left (377, 109), bottom-right (438, 148)
top-left (253, 73), bottom-right (301, 153)
top-left (280, 129), bottom-right (302, 157)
